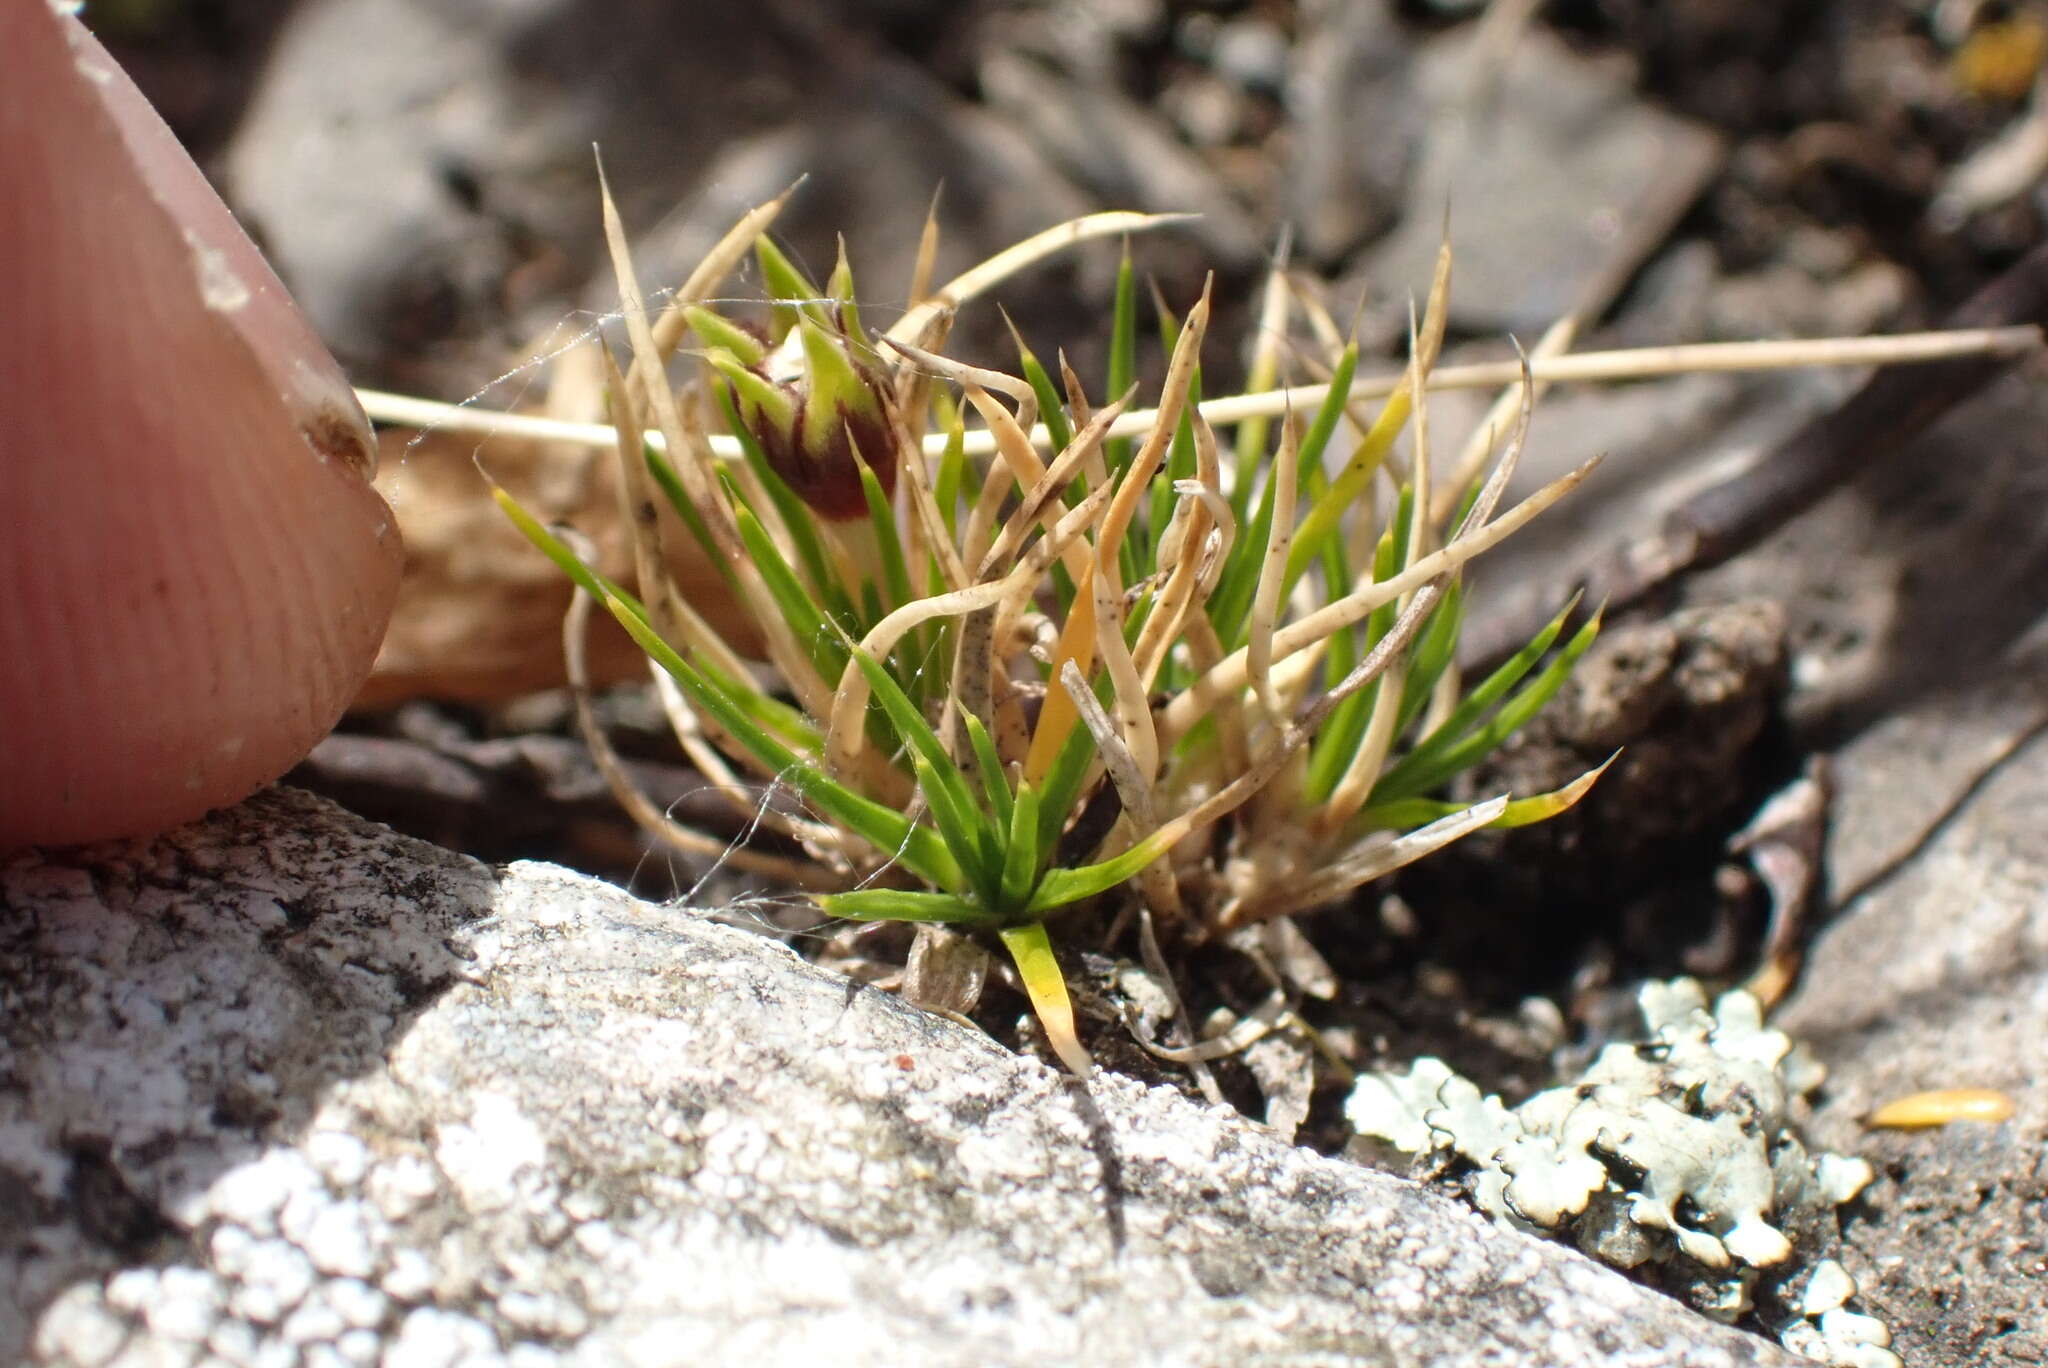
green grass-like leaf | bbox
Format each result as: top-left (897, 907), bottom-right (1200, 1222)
top-left (1371, 610), bottom-right (1601, 805)
top-left (1393, 579), bottom-right (1466, 736)
top-left (842, 637), bottom-right (998, 900)
top-left (1105, 241), bottom-right (1141, 588)
top-left (601, 590), bottom-right (964, 890)
top-left (933, 418), bottom-right (967, 541)
top-left (638, 440), bottom-right (743, 605)
top-left (1146, 289), bottom-right (1203, 563)
top-left (1028, 828), bottom-right (1172, 915)
top-left (756, 234), bottom-right (827, 336)
top-left (817, 889), bottom-right (993, 924)
top-left (1104, 240), bottom-right (1136, 481)
top-left (732, 503), bottom-right (847, 685)
top-left (1015, 335), bottom-right (1082, 613)
top-left (494, 485), bottom-right (656, 625)
top-left (1036, 713), bottom-right (1101, 866)
top-left (912, 752), bottom-right (1003, 908)
top-left (1359, 753), bottom-right (1614, 832)
top-left (713, 383), bottom-right (850, 623)
top-left (1000, 782), bottom-right (1044, 913)
top-left (496, 484), bottom-right (824, 752)
top-left (857, 454), bottom-right (917, 639)
top-left (963, 713), bottom-right (1015, 834)
top-left (1015, 334), bottom-right (1074, 456)
top-left (1209, 343), bottom-right (1358, 644)
top-left (1305, 490), bottom-right (1408, 803)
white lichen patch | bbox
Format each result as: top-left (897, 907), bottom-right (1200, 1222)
top-left (436, 1091), bottom-right (551, 1213)
top-left (1778, 1260), bottom-right (1899, 1368)
top-left (1345, 978), bottom-right (1896, 1366)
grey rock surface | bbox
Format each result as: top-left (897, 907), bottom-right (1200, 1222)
top-left (978, 47), bottom-right (1264, 266)
top-left (224, 0), bottom-right (1100, 393)
top-left (1693, 369), bottom-right (2048, 739)
top-left (1653, 361), bottom-right (2048, 1365)
top-left (1776, 663), bottom-right (2048, 1368)
top-left (1356, 25), bottom-right (1723, 334)
top-left (223, 0), bottom-right (797, 381)
top-left (1281, 0), bottom-right (1419, 265)
top-left (1465, 344), bottom-right (2048, 742)
top-left (1, 789), bottom-right (1788, 1367)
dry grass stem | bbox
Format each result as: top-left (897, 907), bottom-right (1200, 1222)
top-left (643, 181), bottom-right (798, 367)
top-left (1145, 581), bottom-right (1447, 872)
top-left (357, 323), bottom-right (2041, 462)
top-left (885, 210), bottom-right (1195, 345)
top-left (1159, 453), bottom-right (1591, 748)
top-left (1432, 314), bottom-right (1579, 528)
top-left (1246, 413), bottom-right (1302, 716)
top-left (595, 168), bottom-right (837, 724)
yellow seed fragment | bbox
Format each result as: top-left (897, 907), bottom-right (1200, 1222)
top-left (1953, 18), bottom-right (2047, 102)
top-left (1866, 1087), bottom-right (2016, 1130)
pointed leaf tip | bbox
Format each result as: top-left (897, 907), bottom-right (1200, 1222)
top-left (685, 306), bottom-right (769, 368)
top-left (999, 923), bottom-right (1093, 1078)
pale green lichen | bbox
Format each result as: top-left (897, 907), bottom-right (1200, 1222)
top-left (1781, 1260), bottom-right (1900, 1368)
top-left (1344, 979), bottom-right (1897, 1367)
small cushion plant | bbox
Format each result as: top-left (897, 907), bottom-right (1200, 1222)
top-left (494, 183), bottom-right (1607, 1074)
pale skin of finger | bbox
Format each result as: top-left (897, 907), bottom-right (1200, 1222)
top-left (0, 3), bottom-right (404, 846)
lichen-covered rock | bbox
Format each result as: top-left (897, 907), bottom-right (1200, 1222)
top-left (0, 789), bottom-right (1790, 1366)
top-left (1346, 981), bottom-right (1889, 1364)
